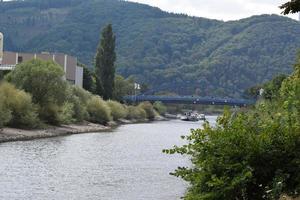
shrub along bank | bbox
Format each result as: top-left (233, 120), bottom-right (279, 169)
top-left (164, 55), bottom-right (300, 199)
top-left (0, 82), bottom-right (39, 128)
top-left (0, 59), bottom-right (161, 129)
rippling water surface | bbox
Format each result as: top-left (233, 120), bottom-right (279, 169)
top-left (0, 117), bottom-right (217, 200)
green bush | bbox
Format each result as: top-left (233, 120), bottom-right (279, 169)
top-left (107, 100), bottom-right (128, 121)
top-left (6, 59), bottom-right (67, 106)
top-left (57, 102), bottom-right (75, 124)
top-left (164, 56), bottom-right (300, 200)
top-left (64, 85), bottom-right (91, 123)
top-left (126, 105), bottom-right (147, 120)
top-left (71, 85), bottom-right (92, 105)
top-left (165, 106), bottom-right (300, 200)
top-left (38, 103), bottom-right (66, 125)
top-left (138, 102), bottom-right (156, 120)
top-left (0, 95), bottom-right (12, 128)
top-left (69, 95), bottom-right (89, 122)
top-left (0, 82), bottom-right (39, 128)
top-left (153, 101), bottom-right (167, 116)
top-left (87, 96), bottom-right (111, 124)
top-left (6, 59), bottom-right (68, 124)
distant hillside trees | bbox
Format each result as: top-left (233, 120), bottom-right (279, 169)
top-left (95, 24), bottom-right (116, 100)
top-left (244, 74), bottom-right (288, 100)
top-left (113, 75), bottom-right (135, 101)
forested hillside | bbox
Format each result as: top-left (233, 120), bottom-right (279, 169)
top-left (1, 0), bottom-right (300, 97)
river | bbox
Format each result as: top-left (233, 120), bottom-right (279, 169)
top-left (0, 116), bottom-right (217, 200)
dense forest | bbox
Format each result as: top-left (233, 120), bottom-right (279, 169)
top-left (1, 0), bottom-right (300, 97)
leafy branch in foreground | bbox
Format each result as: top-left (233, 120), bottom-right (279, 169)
top-left (164, 56), bottom-right (300, 200)
top-left (280, 0), bottom-right (300, 15)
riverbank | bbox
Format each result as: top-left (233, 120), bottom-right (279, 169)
top-left (0, 116), bottom-right (166, 143)
top-left (0, 122), bottom-right (111, 143)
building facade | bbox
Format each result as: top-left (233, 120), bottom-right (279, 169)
top-left (1, 51), bottom-right (83, 87)
top-left (0, 32), bottom-right (83, 87)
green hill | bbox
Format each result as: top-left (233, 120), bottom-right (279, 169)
top-left (1, 0), bottom-right (300, 97)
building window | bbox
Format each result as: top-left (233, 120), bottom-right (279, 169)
top-left (18, 56), bottom-right (23, 63)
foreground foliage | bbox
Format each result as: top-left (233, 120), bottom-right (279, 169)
top-left (280, 0), bottom-right (300, 14)
top-left (164, 56), bottom-right (300, 200)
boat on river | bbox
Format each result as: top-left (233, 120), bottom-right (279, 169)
top-left (180, 111), bottom-right (206, 122)
top-left (180, 111), bottom-right (199, 122)
top-left (198, 114), bottom-right (206, 121)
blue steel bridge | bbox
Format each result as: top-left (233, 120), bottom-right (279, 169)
top-left (123, 95), bottom-right (255, 107)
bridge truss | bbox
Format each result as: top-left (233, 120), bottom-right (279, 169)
top-left (123, 95), bottom-right (255, 107)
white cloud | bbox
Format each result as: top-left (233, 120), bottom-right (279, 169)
top-left (127, 0), bottom-right (299, 21)
top-left (2, 0), bottom-right (299, 21)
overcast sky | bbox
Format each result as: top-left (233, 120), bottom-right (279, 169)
top-left (128, 0), bottom-right (299, 21)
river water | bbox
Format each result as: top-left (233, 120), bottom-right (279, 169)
top-left (0, 116), bottom-right (217, 200)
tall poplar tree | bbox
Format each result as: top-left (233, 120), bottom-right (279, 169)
top-left (95, 24), bottom-right (116, 100)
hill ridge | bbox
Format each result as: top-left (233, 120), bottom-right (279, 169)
top-left (1, 0), bottom-right (300, 97)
